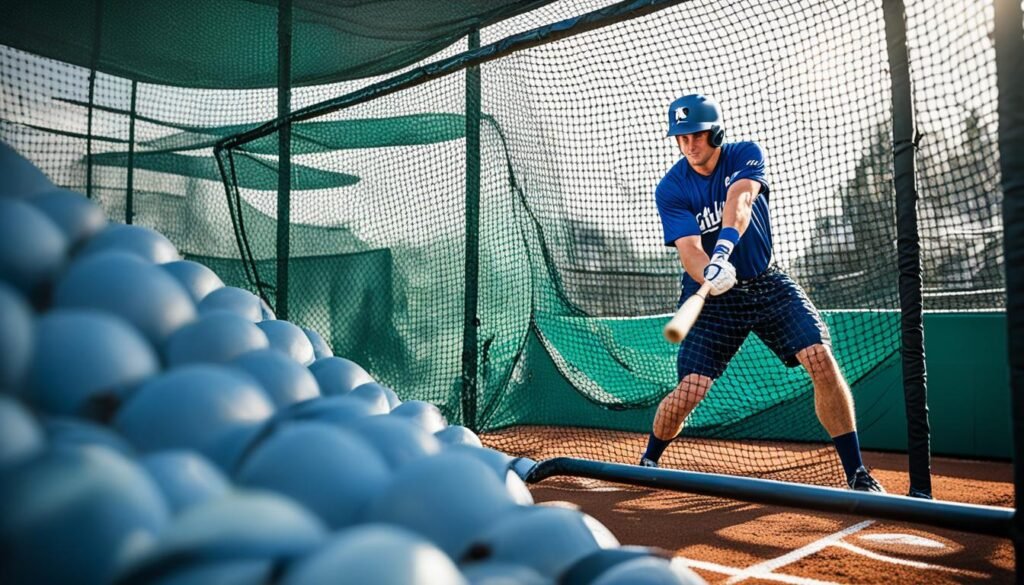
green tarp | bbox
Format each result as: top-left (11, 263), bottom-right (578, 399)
top-left (87, 151), bottom-right (358, 190)
top-left (192, 251), bottom-right (408, 374)
top-left (149, 114), bottom-right (468, 153)
top-left (57, 99), bottom-right (468, 152)
top-left (1, 0), bottom-right (555, 88)
top-left (533, 311), bottom-right (901, 420)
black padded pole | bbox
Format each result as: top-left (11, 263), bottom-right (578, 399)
top-left (276, 0), bottom-right (293, 320)
top-left (994, 0), bottom-right (1024, 575)
top-left (882, 0), bottom-right (930, 498)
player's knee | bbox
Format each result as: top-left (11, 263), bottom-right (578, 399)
top-left (798, 343), bottom-right (829, 360)
top-left (800, 344), bottom-right (845, 385)
top-left (798, 344), bottom-right (835, 371)
top-left (672, 374), bottom-right (712, 409)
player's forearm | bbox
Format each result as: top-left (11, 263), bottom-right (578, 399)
top-left (722, 179), bottom-right (759, 235)
top-left (679, 246), bottom-right (710, 284)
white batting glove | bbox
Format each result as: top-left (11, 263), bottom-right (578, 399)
top-left (703, 256), bottom-right (736, 296)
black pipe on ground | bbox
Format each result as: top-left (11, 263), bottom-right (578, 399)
top-left (518, 457), bottom-right (1014, 539)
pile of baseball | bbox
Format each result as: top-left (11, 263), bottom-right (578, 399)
top-left (0, 140), bottom-right (703, 585)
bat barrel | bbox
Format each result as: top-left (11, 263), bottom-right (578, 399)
top-left (662, 282), bottom-right (711, 344)
top-left (664, 329), bottom-right (683, 344)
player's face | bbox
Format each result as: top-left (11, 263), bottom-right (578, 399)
top-left (676, 131), bottom-right (714, 165)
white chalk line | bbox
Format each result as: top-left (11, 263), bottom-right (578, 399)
top-left (833, 541), bottom-right (988, 579)
top-left (675, 519), bottom-right (984, 584)
top-left (677, 558), bottom-right (840, 585)
top-left (857, 533), bottom-right (946, 548)
top-left (722, 520), bottom-right (875, 584)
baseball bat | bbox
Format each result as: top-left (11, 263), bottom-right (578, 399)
top-left (663, 281), bottom-right (712, 344)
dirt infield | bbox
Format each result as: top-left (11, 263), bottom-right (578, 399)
top-left (528, 451), bottom-right (1014, 583)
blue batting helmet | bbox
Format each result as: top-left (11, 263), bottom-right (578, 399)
top-left (666, 94), bottom-right (725, 147)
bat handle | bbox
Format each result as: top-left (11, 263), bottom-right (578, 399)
top-left (695, 281), bottom-right (712, 299)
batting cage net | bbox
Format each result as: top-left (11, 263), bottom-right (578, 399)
top-left (0, 0), bottom-right (1003, 488)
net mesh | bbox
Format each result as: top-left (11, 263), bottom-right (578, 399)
top-left (0, 0), bottom-right (1003, 488)
top-left (906, 0), bottom-right (1003, 310)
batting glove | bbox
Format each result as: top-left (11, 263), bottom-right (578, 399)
top-left (703, 256), bottom-right (736, 296)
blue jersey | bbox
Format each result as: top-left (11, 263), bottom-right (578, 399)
top-left (655, 141), bottom-right (772, 281)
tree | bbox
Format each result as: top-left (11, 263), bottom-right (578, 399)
top-left (792, 124), bottom-right (896, 309)
top-left (918, 108), bottom-right (1002, 308)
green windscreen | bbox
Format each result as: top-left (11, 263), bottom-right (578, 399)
top-left (1, 0), bottom-right (1003, 487)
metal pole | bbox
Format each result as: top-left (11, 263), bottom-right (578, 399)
top-left (525, 458), bottom-right (1014, 539)
top-left (882, 0), bottom-right (930, 498)
top-left (125, 80), bottom-right (137, 225)
top-left (86, 72), bottom-right (96, 200)
top-left (276, 0), bottom-right (293, 320)
top-left (461, 29), bottom-right (482, 430)
top-left (86, 0), bottom-right (103, 200)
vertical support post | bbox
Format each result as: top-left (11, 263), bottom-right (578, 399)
top-left (86, 0), bottom-right (103, 200)
top-left (277, 0), bottom-right (293, 320)
top-left (882, 0), bottom-right (930, 497)
top-left (86, 71), bottom-right (96, 200)
top-left (461, 29), bottom-right (482, 430)
top-left (994, 0), bottom-right (1024, 573)
top-left (125, 80), bottom-right (137, 225)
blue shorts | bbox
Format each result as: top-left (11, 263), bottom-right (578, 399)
top-left (676, 266), bottom-right (831, 381)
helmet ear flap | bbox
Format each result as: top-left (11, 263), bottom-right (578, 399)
top-left (710, 126), bottom-right (725, 148)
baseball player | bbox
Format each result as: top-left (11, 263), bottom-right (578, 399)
top-left (639, 94), bottom-right (884, 492)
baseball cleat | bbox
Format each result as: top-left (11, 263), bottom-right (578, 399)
top-left (848, 466), bottom-right (885, 492)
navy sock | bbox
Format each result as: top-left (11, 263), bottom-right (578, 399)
top-left (642, 433), bottom-right (672, 462)
top-left (832, 431), bottom-right (864, 480)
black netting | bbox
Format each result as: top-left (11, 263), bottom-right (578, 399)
top-left (1, 0), bottom-right (1004, 488)
top-left (907, 0), bottom-right (1003, 310)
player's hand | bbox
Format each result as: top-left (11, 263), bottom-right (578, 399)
top-left (703, 256), bottom-right (736, 296)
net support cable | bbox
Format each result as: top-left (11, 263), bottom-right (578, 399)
top-left (218, 152), bottom-right (264, 290)
top-left (882, 0), bottom-right (931, 497)
top-left (521, 457), bottom-right (1015, 539)
top-left (994, 0), bottom-right (1024, 573)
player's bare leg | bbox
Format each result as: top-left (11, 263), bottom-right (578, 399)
top-left (653, 374), bottom-right (713, 439)
top-left (640, 374), bottom-right (713, 467)
top-left (797, 344), bottom-right (855, 437)
top-left (797, 344), bottom-right (884, 492)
